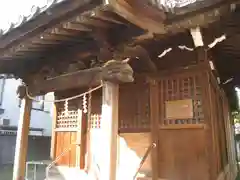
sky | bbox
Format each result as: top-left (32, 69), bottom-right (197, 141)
top-left (0, 0), bottom-right (50, 31)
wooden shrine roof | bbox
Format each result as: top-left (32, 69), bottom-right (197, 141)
top-left (0, 0), bottom-right (239, 88)
top-left (0, 0), bottom-right (66, 37)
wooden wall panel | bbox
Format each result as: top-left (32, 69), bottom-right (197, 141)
top-left (158, 129), bottom-right (208, 180)
top-left (153, 63), bottom-right (236, 180)
top-left (119, 77), bottom-right (150, 132)
top-left (89, 76), bottom-right (150, 133)
top-left (154, 67), bottom-right (209, 180)
top-left (208, 71), bottom-right (235, 179)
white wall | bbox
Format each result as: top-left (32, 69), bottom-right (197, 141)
top-left (0, 78), bottom-right (54, 136)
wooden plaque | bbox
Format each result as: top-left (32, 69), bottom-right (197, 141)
top-left (165, 99), bottom-right (193, 119)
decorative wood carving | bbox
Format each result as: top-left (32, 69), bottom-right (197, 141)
top-left (117, 45), bottom-right (158, 72)
top-left (29, 59), bottom-right (134, 95)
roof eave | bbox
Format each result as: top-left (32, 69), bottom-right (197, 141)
top-left (0, 0), bottom-right (102, 50)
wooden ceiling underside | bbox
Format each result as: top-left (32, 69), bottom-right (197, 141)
top-left (0, 0), bottom-right (239, 81)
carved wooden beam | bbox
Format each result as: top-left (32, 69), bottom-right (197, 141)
top-left (121, 45), bottom-right (158, 72)
top-left (28, 60), bottom-right (133, 95)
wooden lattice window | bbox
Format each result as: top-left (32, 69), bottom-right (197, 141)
top-left (56, 110), bottom-right (82, 131)
top-left (90, 114), bottom-right (101, 129)
top-left (119, 80), bottom-right (150, 132)
top-left (159, 74), bottom-right (204, 126)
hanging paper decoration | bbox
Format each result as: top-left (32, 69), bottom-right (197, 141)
top-left (83, 93), bottom-right (87, 113)
top-left (64, 99), bottom-right (69, 116)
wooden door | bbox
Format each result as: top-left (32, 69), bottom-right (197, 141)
top-left (53, 109), bottom-right (82, 167)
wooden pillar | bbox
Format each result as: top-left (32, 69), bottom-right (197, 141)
top-left (13, 97), bottom-right (32, 180)
top-left (149, 78), bottom-right (159, 180)
top-left (100, 81), bottom-right (119, 180)
top-left (80, 110), bottom-right (86, 169)
top-left (50, 103), bottom-right (57, 159)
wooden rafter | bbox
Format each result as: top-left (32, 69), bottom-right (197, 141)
top-left (132, 1), bottom-right (237, 44)
top-left (75, 15), bottom-right (111, 28)
top-left (0, 0), bottom-right (238, 80)
top-left (109, 0), bottom-right (166, 33)
top-left (0, 0), bottom-right (101, 49)
top-left (62, 22), bottom-right (92, 32)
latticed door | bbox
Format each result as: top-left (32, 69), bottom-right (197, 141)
top-left (54, 109), bottom-right (82, 167)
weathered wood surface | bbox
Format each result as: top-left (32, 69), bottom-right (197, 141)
top-left (28, 60), bottom-right (133, 95)
top-left (0, 0), bottom-right (235, 64)
top-left (100, 81), bottom-right (119, 180)
top-left (12, 97), bottom-right (32, 180)
top-left (149, 78), bottom-right (159, 180)
top-left (109, 0), bottom-right (166, 33)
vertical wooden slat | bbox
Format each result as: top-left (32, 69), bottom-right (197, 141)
top-left (149, 78), bottom-right (159, 180)
top-left (57, 132), bottom-right (63, 165)
top-left (65, 132), bottom-right (70, 166)
top-left (71, 132), bottom-right (77, 167)
top-left (13, 97), bottom-right (32, 180)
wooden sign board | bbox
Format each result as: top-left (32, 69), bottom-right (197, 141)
top-left (165, 99), bottom-right (193, 119)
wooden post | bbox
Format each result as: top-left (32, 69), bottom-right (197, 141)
top-left (190, 27), bottom-right (204, 47)
top-left (50, 103), bottom-right (57, 159)
top-left (13, 97), bottom-right (32, 180)
top-left (76, 109), bottom-right (83, 168)
top-left (100, 81), bottom-right (119, 180)
top-left (80, 110), bottom-right (86, 169)
top-left (149, 78), bottom-right (159, 180)
top-left (190, 27), bottom-right (206, 63)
